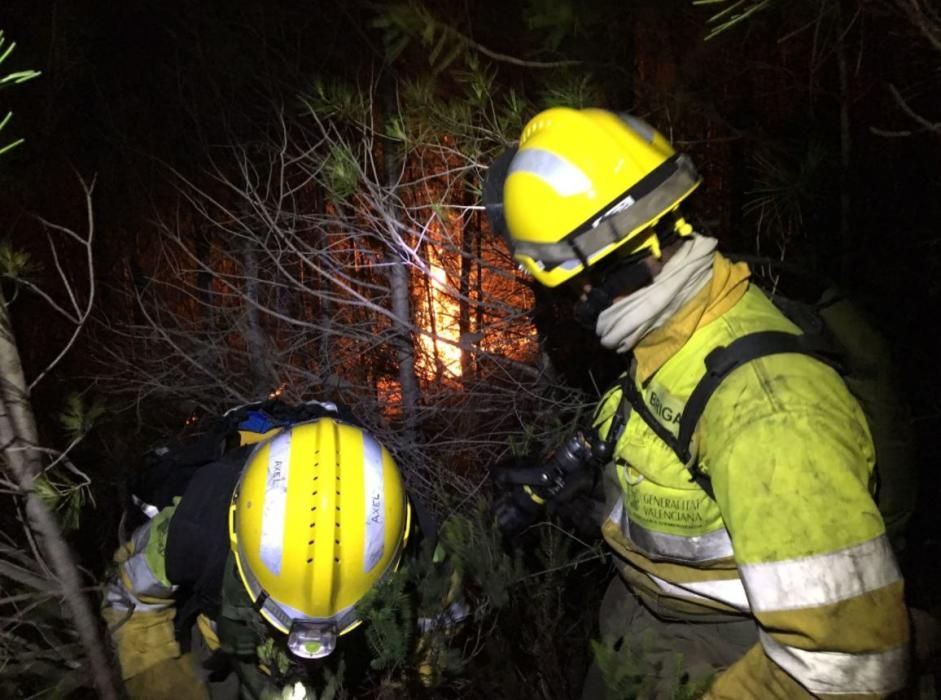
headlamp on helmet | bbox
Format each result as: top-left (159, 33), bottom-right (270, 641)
top-left (288, 620), bottom-right (338, 660)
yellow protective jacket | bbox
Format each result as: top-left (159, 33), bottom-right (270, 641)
top-left (592, 254), bottom-right (909, 698)
top-left (100, 505), bottom-right (210, 699)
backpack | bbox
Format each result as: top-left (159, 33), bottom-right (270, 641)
top-left (617, 262), bottom-right (917, 551)
top-left (130, 396), bottom-right (440, 547)
top-left (130, 399), bottom-right (350, 518)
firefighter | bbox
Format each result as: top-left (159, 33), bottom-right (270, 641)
top-left (103, 412), bottom-right (459, 699)
top-left (485, 107), bottom-right (911, 698)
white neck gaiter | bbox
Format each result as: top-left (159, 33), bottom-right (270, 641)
top-left (595, 234), bottom-right (718, 354)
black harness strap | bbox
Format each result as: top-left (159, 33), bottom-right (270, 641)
top-left (677, 331), bottom-right (843, 459)
top-left (618, 375), bottom-right (685, 459)
top-left (620, 330), bottom-right (843, 501)
top-left (619, 373), bottom-right (717, 499)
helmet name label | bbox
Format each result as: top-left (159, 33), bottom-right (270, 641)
top-left (260, 432), bottom-right (291, 576)
top-left (362, 435), bottom-right (385, 573)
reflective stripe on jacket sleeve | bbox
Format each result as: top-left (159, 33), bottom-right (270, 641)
top-left (102, 506), bottom-right (182, 680)
top-left (105, 506), bottom-right (178, 611)
top-left (700, 361), bottom-right (910, 698)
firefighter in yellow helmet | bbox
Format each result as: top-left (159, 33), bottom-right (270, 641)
top-left (485, 107), bottom-right (912, 698)
top-left (102, 404), bottom-right (462, 699)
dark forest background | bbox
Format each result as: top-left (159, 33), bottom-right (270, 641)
top-left (1, 1), bottom-right (940, 697)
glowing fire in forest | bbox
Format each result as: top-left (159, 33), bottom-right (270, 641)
top-left (420, 262), bottom-right (463, 378)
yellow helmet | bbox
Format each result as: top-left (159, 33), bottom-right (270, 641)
top-left (229, 417), bottom-right (411, 660)
top-left (492, 107), bottom-right (702, 288)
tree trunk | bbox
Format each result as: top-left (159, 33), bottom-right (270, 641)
top-left (0, 286), bottom-right (118, 700)
top-left (379, 70), bottom-right (420, 435)
top-left (238, 214), bottom-right (274, 397)
top-left (459, 177), bottom-right (475, 381)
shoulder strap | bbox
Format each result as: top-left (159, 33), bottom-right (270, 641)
top-left (618, 375), bottom-right (685, 460)
top-left (677, 331), bottom-right (843, 459)
top-left (618, 374), bottom-right (717, 499)
top-left (620, 331), bottom-right (843, 501)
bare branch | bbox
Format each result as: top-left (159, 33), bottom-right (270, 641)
top-left (27, 177), bottom-right (97, 390)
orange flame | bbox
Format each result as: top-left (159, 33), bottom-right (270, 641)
top-left (418, 259), bottom-right (462, 379)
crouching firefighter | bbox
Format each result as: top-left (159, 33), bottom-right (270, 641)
top-left (102, 402), bottom-right (464, 699)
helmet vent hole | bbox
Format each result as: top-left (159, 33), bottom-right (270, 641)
top-left (308, 540), bottom-right (314, 545)
top-left (307, 558), bottom-right (313, 564)
top-left (334, 557), bottom-right (340, 563)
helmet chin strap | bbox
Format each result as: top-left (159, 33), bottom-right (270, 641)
top-left (573, 259), bottom-right (654, 330)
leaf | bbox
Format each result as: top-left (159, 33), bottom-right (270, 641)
top-left (386, 31), bottom-right (412, 63)
top-left (525, 0), bottom-right (579, 50)
top-left (693, 0), bottom-right (777, 40)
top-left (436, 39), bottom-right (466, 75)
top-left (32, 475), bottom-right (61, 511)
top-left (0, 241), bottom-right (40, 280)
top-left (428, 28), bottom-right (448, 67)
top-left (420, 18), bottom-right (436, 46)
top-left (58, 393), bottom-right (108, 440)
top-left (540, 73), bottom-right (603, 110)
top-left (323, 143), bottom-right (361, 202)
top-left (0, 31), bottom-right (39, 159)
top-left (384, 114), bottom-right (408, 142)
top-left (356, 565), bottom-right (415, 673)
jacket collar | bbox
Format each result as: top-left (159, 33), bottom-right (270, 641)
top-left (633, 253), bottom-right (751, 384)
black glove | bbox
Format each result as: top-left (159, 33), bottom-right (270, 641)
top-left (489, 455), bottom-right (548, 538)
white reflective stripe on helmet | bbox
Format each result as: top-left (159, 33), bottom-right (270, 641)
top-left (362, 433), bottom-right (385, 574)
top-left (740, 535), bottom-right (901, 613)
top-left (508, 149), bottom-right (592, 197)
top-left (648, 573), bottom-right (750, 612)
top-left (619, 114), bottom-right (656, 143)
top-left (608, 499), bottom-right (734, 562)
top-left (260, 430), bottom-right (292, 576)
top-left (759, 630), bottom-right (908, 695)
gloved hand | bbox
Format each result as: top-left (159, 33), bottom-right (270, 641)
top-left (489, 454), bottom-right (548, 538)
